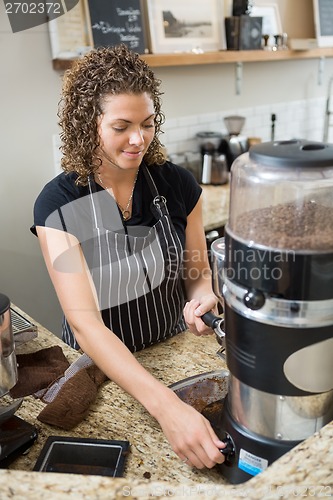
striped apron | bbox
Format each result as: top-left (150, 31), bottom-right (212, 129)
top-left (62, 164), bottom-right (186, 352)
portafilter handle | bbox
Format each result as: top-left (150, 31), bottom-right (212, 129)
top-left (201, 311), bottom-right (226, 362)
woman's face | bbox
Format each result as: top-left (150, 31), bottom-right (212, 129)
top-left (97, 92), bottom-right (156, 171)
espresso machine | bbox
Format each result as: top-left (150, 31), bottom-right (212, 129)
top-left (0, 293), bottom-right (37, 467)
top-left (208, 140), bottom-right (333, 483)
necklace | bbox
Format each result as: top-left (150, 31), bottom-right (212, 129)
top-left (97, 169), bottom-right (139, 221)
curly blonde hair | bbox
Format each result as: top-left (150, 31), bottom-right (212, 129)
top-left (58, 44), bottom-right (166, 185)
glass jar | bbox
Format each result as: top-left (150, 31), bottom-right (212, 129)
top-left (227, 140), bottom-right (333, 251)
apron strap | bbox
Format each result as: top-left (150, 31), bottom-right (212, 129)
top-left (88, 175), bottom-right (101, 229)
top-left (142, 163), bottom-right (169, 219)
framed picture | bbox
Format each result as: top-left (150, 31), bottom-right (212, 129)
top-left (313, 0), bottom-right (333, 47)
top-left (250, 2), bottom-right (282, 37)
top-left (146, 0), bottom-right (225, 54)
top-left (48, 0), bottom-right (92, 59)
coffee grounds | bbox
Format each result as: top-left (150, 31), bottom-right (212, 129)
top-left (235, 201), bottom-right (333, 250)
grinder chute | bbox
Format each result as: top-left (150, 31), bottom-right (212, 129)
top-left (211, 139), bottom-right (333, 484)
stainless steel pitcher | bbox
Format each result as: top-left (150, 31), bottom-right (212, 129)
top-left (0, 294), bottom-right (18, 397)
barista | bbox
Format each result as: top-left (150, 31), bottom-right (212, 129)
top-left (31, 45), bottom-right (226, 469)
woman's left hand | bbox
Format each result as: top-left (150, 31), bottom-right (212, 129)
top-left (154, 389), bottom-right (226, 470)
top-left (183, 295), bottom-right (219, 336)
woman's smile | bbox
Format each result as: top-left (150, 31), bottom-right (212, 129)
top-left (122, 149), bottom-right (144, 158)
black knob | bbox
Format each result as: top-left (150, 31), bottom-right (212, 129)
top-left (243, 290), bottom-right (265, 310)
top-left (220, 436), bottom-right (235, 458)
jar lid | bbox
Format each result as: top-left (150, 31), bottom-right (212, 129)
top-left (0, 293), bottom-right (10, 315)
top-left (249, 140), bottom-right (333, 168)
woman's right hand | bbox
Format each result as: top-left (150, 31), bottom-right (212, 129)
top-left (153, 388), bottom-right (226, 469)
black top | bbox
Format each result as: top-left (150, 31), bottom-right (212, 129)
top-left (31, 162), bottom-right (202, 250)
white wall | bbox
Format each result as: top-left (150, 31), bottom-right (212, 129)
top-left (1, 1), bottom-right (333, 335)
top-left (0, 4), bottom-right (63, 334)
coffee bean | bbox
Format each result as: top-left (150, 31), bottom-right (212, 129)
top-left (235, 201), bottom-right (333, 250)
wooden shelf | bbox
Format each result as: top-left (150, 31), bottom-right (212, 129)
top-left (142, 47), bottom-right (333, 67)
top-left (53, 47), bottom-right (333, 71)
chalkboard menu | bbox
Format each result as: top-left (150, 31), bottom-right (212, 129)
top-left (86, 0), bottom-right (148, 53)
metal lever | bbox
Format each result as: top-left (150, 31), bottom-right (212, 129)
top-left (216, 347), bottom-right (226, 362)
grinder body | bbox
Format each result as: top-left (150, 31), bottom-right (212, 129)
top-left (213, 140), bottom-right (333, 483)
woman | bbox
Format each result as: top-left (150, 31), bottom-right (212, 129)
top-left (31, 44), bottom-right (226, 469)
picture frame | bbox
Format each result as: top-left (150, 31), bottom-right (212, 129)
top-left (313, 0), bottom-right (333, 48)
top-left (86, 0), bottom-right (149, 54)
top-left (145, 0), bottom-right (225, 54)
top-left (250, 2), bottom-right (282, 37)
top-left (48, 0), bottom-right (92, 59)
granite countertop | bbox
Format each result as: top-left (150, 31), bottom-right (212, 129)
top-left (0, 307), bottom-right (332, 499)
top-left (201, 183), bottom-right (230, 232)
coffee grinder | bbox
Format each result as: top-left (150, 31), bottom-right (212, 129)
top-left (196, 131), bottom-right (228, 185)
top-left (218, 115), bottom-right (249, 170)
top-left (211, 140), bottom-right (333, 483)
top-left (0, 293), bottom-right (37, 467)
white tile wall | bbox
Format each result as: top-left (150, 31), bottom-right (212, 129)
top-left (162, 97), bottom-right (328, 156)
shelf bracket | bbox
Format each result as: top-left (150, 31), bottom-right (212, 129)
top-left (235, 62), bottom-right (243, 95)
top-left (318, 56), bottom-right (325, 86)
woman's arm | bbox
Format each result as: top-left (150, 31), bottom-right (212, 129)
top-left (36, 226), bottom-right (225, 468)
top-left (182, 195), bottom-right (220, 335)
